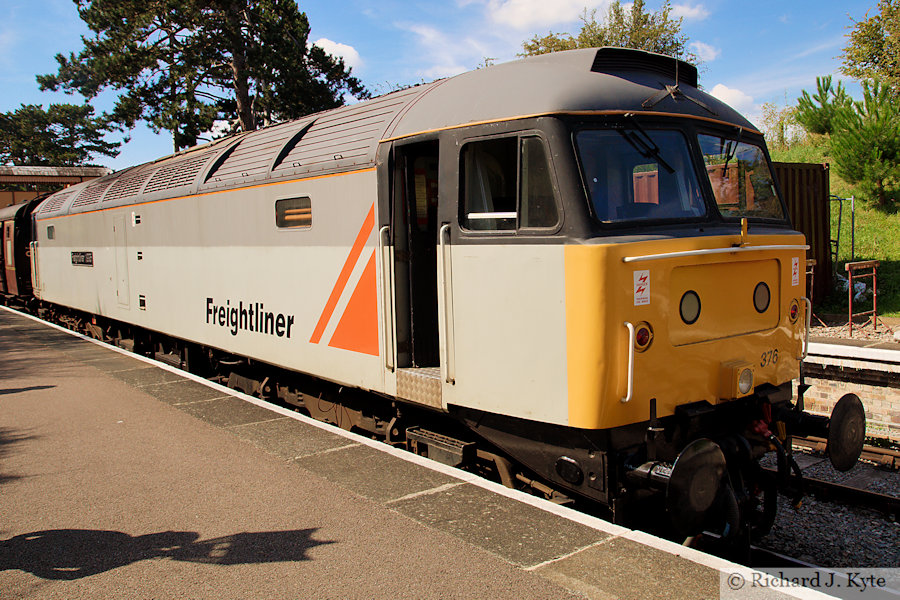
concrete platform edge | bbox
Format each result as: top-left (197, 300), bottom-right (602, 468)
top-left (1, 305), bottom-right (828, 600)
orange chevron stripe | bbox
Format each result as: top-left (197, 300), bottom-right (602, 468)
top-left (328, 250), bottom-right (379, 356)
top-left (309, 203), bottom-right (376, 344)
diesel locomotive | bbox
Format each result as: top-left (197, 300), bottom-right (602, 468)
top-left (2, 47), bottom-right (865, 540)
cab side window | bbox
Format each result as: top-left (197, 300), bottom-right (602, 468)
top-left (460, 135), bottom-right (558, 232)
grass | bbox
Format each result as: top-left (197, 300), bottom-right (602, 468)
top-left (770, 142), bottom-right (900, 318)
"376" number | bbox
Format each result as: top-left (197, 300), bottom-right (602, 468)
top-left (760, 349), bottom-right (779, 367)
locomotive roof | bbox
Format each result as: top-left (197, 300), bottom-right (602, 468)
top-left (36, 47), bottom-right (756, 219)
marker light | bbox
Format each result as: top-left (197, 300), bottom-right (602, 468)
top-left (789, 299), bottom-right (800, 323)
top-left (680, 291), bottom-right (701, 325)
top-left (634, 322), bottom-right (654, 352)
top-left (753, 282), bottom-right (771, 313)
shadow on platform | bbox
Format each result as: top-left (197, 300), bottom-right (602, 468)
top-left (0, 528), bottom-right (336, 580)
top-left (0, 426), bottom-right (36, 486)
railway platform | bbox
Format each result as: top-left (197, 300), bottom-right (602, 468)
top-left (0, 307), bottom-right (812, 600)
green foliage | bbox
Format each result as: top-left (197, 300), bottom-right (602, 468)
top-left (793, 77), bottom-right (900, 206)
top-left (522, 0), bottom-right (697, 64)
top-left (794, 76), bottom-right (851, 136)
top-left (842, 0), bottom-right (900, 94)
top-left (820, 199), bottom-right (900, 318)
top-left (759, 102), bottom-right (803, 151)
top-left (38, 0), bottom-right (368, 151)
top-left (0, 103), bottom-right (120, 166)
top-left (830, 80), bottom-right (900, 206)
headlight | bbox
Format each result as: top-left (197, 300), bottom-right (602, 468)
top-left (738, 368), bottom-right (754, 395)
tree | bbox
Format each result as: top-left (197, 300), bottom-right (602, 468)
top-left (760, 102), bottom-right (802, 152)
top-left (38, 0), bottom-right (368, 151)
top-left (842, 0), bottom-right (900, 94)
top-left (0, 103), bottom-right (120, 166)
top-left (796, 77), bottom-right (900, 206)
top-left (794, 76), bottom-right (852, 136)
top-left (830, 81), bottom-right (900, 206)
top-left (522, 1), bottom-right (698, 64)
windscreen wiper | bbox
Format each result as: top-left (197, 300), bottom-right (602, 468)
top-left (618, 114), bottom-right (675, 174)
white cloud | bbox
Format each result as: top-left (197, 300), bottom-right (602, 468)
top-left (313, 38), bottom-right (363, 70)
top-left (671, 3), bottom-right (710, 20)
top-left (487, 0), bottom-right (609, 30)
top-left (398, 22), bottom-right (486, 79)
top-left (710, 83), bottom-right (757, 114)
top-left (690, 41), bottom-right (720, 62)
top-left (789, 35), bottom-right (844, 61)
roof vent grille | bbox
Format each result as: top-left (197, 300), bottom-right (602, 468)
top-left (144, 152), bottom-right (214, 194)
top-left (71, 179), bottom-right (114, 208)
top-left (39, 189), bottom-right (77, 214)
top-left (104, 169), bottom-right (155, 202)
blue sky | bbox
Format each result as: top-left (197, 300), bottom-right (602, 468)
top-left (0, 0), bottom-right (873, 170)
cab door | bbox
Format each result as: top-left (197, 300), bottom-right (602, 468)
top-left (439, 130), bottom-right (570, 426)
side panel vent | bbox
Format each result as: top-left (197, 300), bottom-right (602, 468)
top-left (591, 48), bottom-right (697, 88)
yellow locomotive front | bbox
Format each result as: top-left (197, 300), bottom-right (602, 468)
top-left (566, 126), bottom-right (808, 431)
top-left (556, 116), bottom-right (865, 539)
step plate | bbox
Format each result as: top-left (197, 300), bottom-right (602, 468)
top-left (397, 367), bottom-right (442, 409)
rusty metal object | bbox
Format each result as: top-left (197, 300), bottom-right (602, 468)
top-left (845, 260), bottom-right (880, 336)
top-left (792, 435), bottom-right (899, 470)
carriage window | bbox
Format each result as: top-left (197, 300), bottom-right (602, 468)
top-left (461, 136), bottom-right (558, 231)
top-left (47, 225), bottom-right (55, 240)
top-left (275, 196), bottom-right (312, 229)
top-left (697, 134), bottom-right (786, 221)
top-left (576, 129), bottom-right (706, 223)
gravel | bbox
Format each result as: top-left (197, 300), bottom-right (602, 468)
top-left (810, 321), bottom-right (898, 343)
top-left (756, 450), bottom-right (900, 567)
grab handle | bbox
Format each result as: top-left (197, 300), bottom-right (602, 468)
top-left (622, 322), bottom-right (635, 403)
top-left (378, 226), bottom-right (394, 371)
top-left (801, 297), bottom-right (811, 360)
top-left (439, 224), bottom-right (455, 384)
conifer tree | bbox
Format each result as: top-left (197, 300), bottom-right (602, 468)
top-left (38, 0), bottom-right (368, 151)
top-left (0, 104), bottom-right (120, 166)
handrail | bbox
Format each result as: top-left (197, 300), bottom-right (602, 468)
top-left (801, 297), bottom-right (812, 360)
top-left (439, 223), bottom-right (455, 384)
top-left (621, 322), bottom-right (635, 403)
top-left (622, 244), bottom-right (809, 263)
top-left (378, 225), bottom-right (394, 371)
top-left (29, 241), bottom-right (40, 293)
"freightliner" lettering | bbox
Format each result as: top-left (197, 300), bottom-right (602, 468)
top-left (206, 297), bottom-right (295, 338)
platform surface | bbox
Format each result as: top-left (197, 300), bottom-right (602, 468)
top-left (0, 307), bottom-right (774, 600)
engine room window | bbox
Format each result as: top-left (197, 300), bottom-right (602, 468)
top-left (460, 136), bottom-right (558, 231)
top-left (697, 134), bottom-right (786, 221)
top-left (47, 225), bottom-right (55, 240)
top-left (275, 196), bottom-right (312, 229)
top-left (576, 128), bottom-right (706, 223)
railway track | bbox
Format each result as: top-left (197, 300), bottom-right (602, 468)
top-left (764, 436), bottom-right (900, 520)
